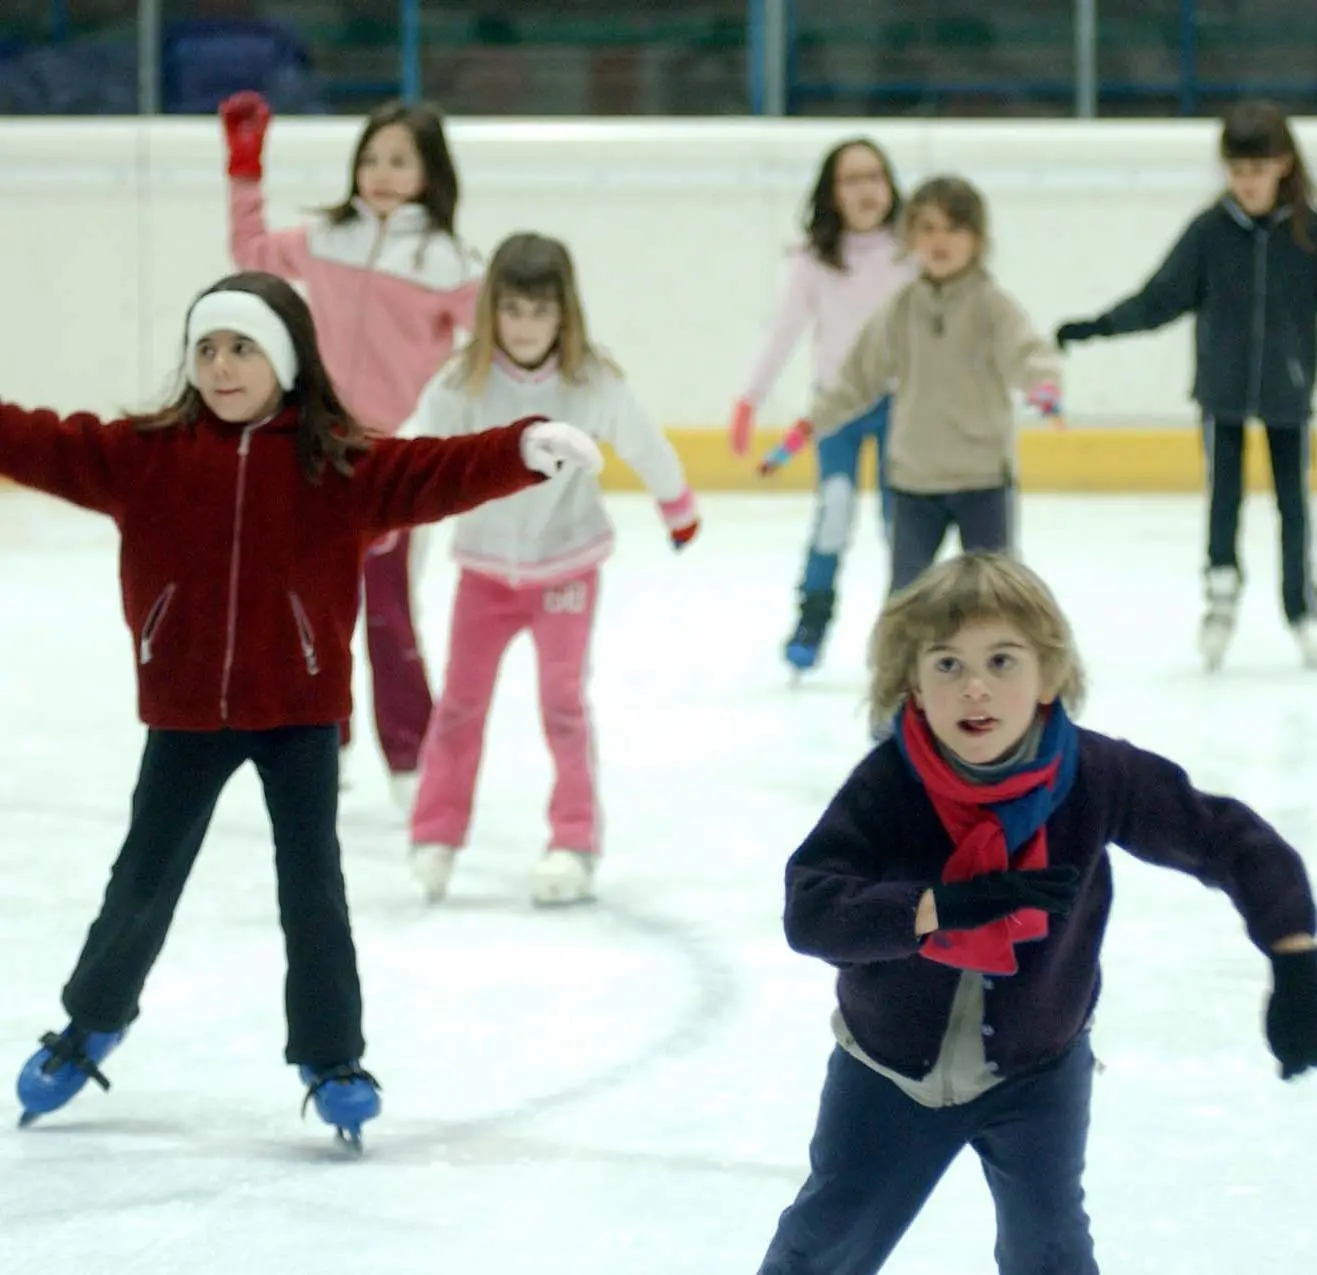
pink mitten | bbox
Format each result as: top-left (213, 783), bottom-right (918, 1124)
top-left (729, 399), bottom-right (755, 456)
top-left (1026, 381), bottom-right (1062, 418)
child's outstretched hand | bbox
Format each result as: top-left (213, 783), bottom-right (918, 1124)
top-left (220, 91), bottom-right (272, 182)
top-left (520, 420), bottom-right (603, 477)
top-left (658, 490), bottom-right (699, 551)
top-left (1266, 946), bottom-right (1317, 1080)
top-left (757, 418), bottom-right (813, 477)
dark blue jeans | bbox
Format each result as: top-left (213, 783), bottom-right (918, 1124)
top-left (800, 398), bottom-right (892, 594)
top-left (757, 1033), bottom-right (1099, 1275)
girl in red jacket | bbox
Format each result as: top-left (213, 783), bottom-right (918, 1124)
top-left (2, 271), bottom-right (600, 1149)
top-left (220, 91), bottom-right (482, 809)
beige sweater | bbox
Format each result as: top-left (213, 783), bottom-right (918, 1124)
top-left (810, 266), bottom-right (1061, 493)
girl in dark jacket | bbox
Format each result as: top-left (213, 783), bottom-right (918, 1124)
top-left (1057, 100), bottom-right (1317, 672)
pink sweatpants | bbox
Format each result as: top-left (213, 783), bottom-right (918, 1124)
top-left (411, 567), bottom-right (600, 853)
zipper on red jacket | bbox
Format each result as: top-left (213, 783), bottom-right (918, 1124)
top-left (219, 420), bottom-right (265, 720)
top-left (138, 583), bottom-right (177, 665)
top-left (288, 591), bottom-right (321, 676)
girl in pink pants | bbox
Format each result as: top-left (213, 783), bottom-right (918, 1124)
top-left (220, 91), bottom-right (482, 810)
top-left (402, 233), bottom-right (699, 906)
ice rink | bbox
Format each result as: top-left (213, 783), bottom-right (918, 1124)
top-left (1, 487), bottom-right (1314, 1273)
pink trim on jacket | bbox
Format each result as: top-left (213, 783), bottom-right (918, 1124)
top-left (227, 181), bottom-right (483, 436)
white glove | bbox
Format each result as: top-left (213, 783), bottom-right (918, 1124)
top-left (520, 420), bottom-right (603, 477)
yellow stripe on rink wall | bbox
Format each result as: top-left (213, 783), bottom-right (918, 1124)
top-left (600, 424), bottom-right (1316, 493)
top-left (0, 424), bottom-right (1308, 496)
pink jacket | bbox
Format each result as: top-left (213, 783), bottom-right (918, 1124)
top-left (228, 181), bottom-right (483, 436)
top-left (741, 229), bottom-right (915, 405)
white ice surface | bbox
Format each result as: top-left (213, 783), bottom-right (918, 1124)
top-left (1, 489), bottom-right (1314, 1272)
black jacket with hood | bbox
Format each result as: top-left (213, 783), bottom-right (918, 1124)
top-left (1095, 198), bottom-right (1317, 424)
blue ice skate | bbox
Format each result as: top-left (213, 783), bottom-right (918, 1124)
top-left (16, 1024), bottom-right (126, 1127)
top-left (299, 1061), bottom-right (381, 1152)
top-left (783, 589), bottom-right (835, 677)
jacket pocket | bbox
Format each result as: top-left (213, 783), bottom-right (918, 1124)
top-left (288, 591), bottom-right (320, 676)
top-left (138, 583), bottom-right (177, 665)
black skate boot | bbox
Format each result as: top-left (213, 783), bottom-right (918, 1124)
top-left (784, 589), bottom-right (836, 673)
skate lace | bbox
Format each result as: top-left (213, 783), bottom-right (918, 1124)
top-left (38, 1030), bottom-right (113, 1092)
top-left (300, 1063), bottom-right (382, 1117)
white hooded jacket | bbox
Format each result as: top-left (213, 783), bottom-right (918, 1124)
top-left (402, 350), bottom-right (696, 587)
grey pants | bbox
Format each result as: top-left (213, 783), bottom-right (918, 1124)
top-left (888, 485), bottom-right (1014, 595)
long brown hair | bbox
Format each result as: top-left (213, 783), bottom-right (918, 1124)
top-left (1220, 99), bottom-right (1314, 251)
top-left (457, 233), bottom-right (610, 393)
top-left (804, 137), bottom-right (904, 271)
top-left (132, 272), bottom-right (369, 483)
top-left (321, 100), bottom-right (459, 236)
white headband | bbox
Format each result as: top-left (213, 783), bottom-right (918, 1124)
top-left (186, 291), bottom-right (299, 392)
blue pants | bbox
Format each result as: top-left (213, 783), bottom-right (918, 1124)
top-left (800, 398), bottom-right (892, 595)
top-left (757, 1033), bottom-right (1099, 1275)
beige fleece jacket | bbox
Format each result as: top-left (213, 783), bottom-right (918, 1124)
top-left (810, 266), bottom-right (1061, 493)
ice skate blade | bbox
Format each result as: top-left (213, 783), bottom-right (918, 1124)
top-left (335, 1126), bottom-right (364, 1154)
top-left (17, 1109), bottom-right (40, 1129)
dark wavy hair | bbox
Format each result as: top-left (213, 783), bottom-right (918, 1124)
top-left (322, 99), bottom-right (460, 237)
top-left (804, 137), bottom-right (904, 271)
top-left (131, 272), bottom-right (369, 483)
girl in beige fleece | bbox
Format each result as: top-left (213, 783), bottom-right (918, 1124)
top-left (808, 176), bottom-right (1063, 597)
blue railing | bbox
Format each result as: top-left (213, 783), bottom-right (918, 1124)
top-left (3, 0), bottom-right (1316, 116)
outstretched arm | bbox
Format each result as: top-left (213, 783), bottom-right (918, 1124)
top-left (0, 401), bottom-right (129, 516)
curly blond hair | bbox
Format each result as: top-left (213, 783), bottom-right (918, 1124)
top-left (868, 553), bottom-right (1086, 723)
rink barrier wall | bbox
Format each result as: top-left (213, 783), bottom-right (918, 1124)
top-left (4, 117), bottom-right (1317, 493)
top-left (597, 422), bottom-right (1303, 492)
top-left (1, 423), bottom-right (1305, 494)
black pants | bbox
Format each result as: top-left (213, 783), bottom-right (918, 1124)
top-left (1204, 416), bottom-right (1314, 623)
top-left (889, 485), bottom-right (1014, 595)
top-left (61, 726), bottom-right (364, 1068)
top-left (757, 1035), bottom-right (1099, 1275)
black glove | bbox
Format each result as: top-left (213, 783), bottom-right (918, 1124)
top-left (1265, 948), bottom-right (1317, 1080)
top-left (932, 866), bottom-right (1080, 932)
top-left (1055, 317), bottom-right (1112, 349)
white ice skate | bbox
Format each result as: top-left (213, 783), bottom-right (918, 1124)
top-left (1199, 566), bottom-right (1241, 672)
top-left (1293, 617), bottom-right (1317, 669)
top-left (409, 843), bottom-right (458, 902)
top-left (530, 848), bottom-right (597, 907)
top-left (388, 771), bottom-right (419, 818)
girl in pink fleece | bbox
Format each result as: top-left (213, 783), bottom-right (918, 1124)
top-left (220, 91), bottom-right (482, 810)
top-left (402, 232), bottom-right (699, 908)
top-left (732, 138), bottom-right (915, 674)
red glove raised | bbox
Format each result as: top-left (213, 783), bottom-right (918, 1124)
top-left (220, 91), bottom-right (272, 182)
top-left (659, 490), bottom-right (700, 551)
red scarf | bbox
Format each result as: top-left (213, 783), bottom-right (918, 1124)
top-left (899, 706), bottom-right (1069, 975)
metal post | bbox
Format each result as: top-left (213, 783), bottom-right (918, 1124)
top-left (49, 0), bottom-right (70, 42)
top-left (136, 0), bottom-right (160, 115)
top-left (1074, 0), bottom-right (1097, 118)
top-left (1179, 0), bottom-right (1198, 115)
top-left (747, 0), bottom-right (764, 113)
top-left (401, 0), bottom-right (421, 102)
top-left (762, 0), bottom-right (788, 116)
